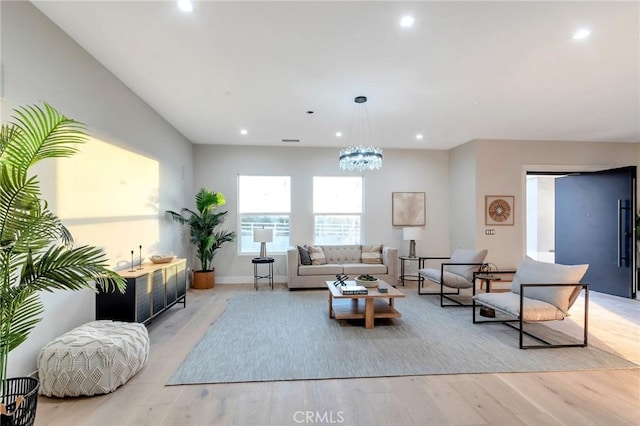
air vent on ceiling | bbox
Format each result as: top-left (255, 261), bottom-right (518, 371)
top-left (281, 139), bottom-right (300, 143)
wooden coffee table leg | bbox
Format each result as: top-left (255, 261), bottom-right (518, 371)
top-left (365, 298), bottom-right (374, 329)
top-left (328, 292), bottom-right (334, 318)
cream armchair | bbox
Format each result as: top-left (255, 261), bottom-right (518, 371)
top-left (418, 248), bottom-right (488, 307)
top-left (473, 257), bottom-right (589, 349)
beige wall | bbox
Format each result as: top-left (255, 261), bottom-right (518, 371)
top-left (449, 141), bottom-right (478, 252)
top-left (191, 145), bottom-right (450, 282)
top-left (2, 2), bottom-right (194, 377)
top-left (474, 139), bottom-right (639, 268)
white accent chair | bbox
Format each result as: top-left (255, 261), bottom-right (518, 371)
top-left (473, 257), bottom-right (589, 349)
top-left (418, 248), bottom-right (488, 307)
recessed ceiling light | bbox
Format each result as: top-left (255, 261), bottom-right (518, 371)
top-left (572, 28), bottom-right (591, 40)
top-left (336, 132), bottom-right (343, 138)
top-left (400, 15), bottom-right (415, 28)
top-left (240, 129), bottom-right (248, 135)
top-left (416, 134), bottom-right (423, 140)
top-left (177, 0), bottom-right (193, 13)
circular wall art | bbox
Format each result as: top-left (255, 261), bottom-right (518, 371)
top-left (485, 195), bottom-right (514, 226)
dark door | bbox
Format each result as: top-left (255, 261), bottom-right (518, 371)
top-left (555, 166), bottom-right (636, 298)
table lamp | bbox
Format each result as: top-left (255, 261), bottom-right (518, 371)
top-left (253, 228), bottom-right (273, 258)
top-left (403, 227), bottom-right (422, 258)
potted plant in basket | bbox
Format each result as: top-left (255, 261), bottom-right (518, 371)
top-left (0, 104), bottom-right (125, 425)
top-left (167, 188), bottom-right (235, 289)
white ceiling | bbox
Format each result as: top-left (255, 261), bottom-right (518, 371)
top-left (33, 1), bottom-right (640, 150)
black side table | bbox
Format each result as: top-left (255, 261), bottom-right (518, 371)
top-left (252, 257), bottom-right (274, 290)
top-left (399, 256), bottom-right (423, 287)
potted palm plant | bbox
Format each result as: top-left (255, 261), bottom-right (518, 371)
top-left (167, 188), bottom-right (235, 289)
top-left (0, 104), bottom-right (125, 425)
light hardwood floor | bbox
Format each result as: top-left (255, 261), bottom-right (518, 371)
top-left (36, 282), bottom-right (640, 426)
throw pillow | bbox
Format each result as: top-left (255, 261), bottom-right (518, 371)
top-left (445, 248), bottom-right (488, 281)
top-left (308, 245), bottom-right (327, 265)
top-left (511, 256), bottom-right (588, 313)
top-left (297, 245), bottom-right (312, 265)
top-left (361, 244), bottom-right (383, 264)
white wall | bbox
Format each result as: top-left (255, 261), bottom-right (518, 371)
top-left (2, 1), bottom-right (194, 377)
top-left (192, 145), bottom-right (450, 282)
top-left (474, 139), bottom-right (639, 268)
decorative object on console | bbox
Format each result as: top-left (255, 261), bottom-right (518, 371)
top-left (485, 195), bottom-right (514, 226)
top-left (150, 254), bottom-right (177, 264)
top-left (403, 227), bottom-right (423, 258)
top-left (167, 188), bottom-right (236, 289)
top-left (338, 96), bottom-right (383, 172)
top-left (129, 250), bottom-right (135, 272)
top-left (137, 245), bottom-right (143, 270)
top-left (253, 228), bottom-right (273, 258)
top-left (392, 192), bottom-right (426, 226)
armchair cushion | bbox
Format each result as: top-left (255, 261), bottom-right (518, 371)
top-left (510, 257), bottom-right (588, 313)
top-left (474, 292), bottom-right (566, 321)
top-left (420, 268), bottom-right (474, 289)
top-left (445, 248), bottom-right (488, 280)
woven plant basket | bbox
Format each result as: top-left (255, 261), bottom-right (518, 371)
top-left (1, 377), bottom-right (39, 426)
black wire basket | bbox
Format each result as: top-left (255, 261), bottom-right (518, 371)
top-left (1, 377), bottom-right (39, 426)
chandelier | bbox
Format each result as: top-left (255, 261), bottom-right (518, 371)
top-left (339, 96), bottom-right (383, 172)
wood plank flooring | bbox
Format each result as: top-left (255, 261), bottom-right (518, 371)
top-left (35, 282), bottom-right (640, 426)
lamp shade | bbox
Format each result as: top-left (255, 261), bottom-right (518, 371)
top-left (403, 227), bottom-right (422, 241)
top-left (253, 228), bottom-right (273, 243)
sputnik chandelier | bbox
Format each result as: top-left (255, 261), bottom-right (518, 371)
top-left (338, 96), bottom-right (383, 172)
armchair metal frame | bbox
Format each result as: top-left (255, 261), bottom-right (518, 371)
top-left (473, 283), bottom-right (589, 349)
top-left (418, 257), bottom-right (488, 307)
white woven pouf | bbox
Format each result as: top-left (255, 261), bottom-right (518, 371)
top-left (37, 320), bottom-right (149, 397)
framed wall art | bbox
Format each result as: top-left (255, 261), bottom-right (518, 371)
top-left (485, 195), bottom-right (514, 226)
top-left (392, 192), bottom-right (426, 226)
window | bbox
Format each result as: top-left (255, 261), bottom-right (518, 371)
top-left (238, 176), bottom-right (290, 254)
top-left (313, 176), bottom-right (363, 244)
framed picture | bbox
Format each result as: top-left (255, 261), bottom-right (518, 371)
top-left (392, 192), bottom-right (426, 226)
top-left (485, 195), bottom-right (514, 226)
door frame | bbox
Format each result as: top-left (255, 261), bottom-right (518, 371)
top-left (521, 164), bottom-right (638, 297)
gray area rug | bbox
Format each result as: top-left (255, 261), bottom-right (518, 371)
top-left (168, 291), bottom-right (637, 385)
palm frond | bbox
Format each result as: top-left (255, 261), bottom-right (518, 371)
top-left (5, 103), bottom-right (87, 172)
top-left (0, 290), bottom-right (43, 354)
top-left (19, 245), bottom-right (125, 293)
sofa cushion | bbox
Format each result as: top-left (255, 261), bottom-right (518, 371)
top-left (308, 245), bottom-right (327, 265)
top-left (343, 263), bottom-right (388, 276)
top-left (474, 292), bottom-right (566, 321)
top-left (419, 268), bottom-right (474, 289)
top-left (510, 256), bottom-right (588, 313)
top-left (445, 248), bottom-right (488, 280)
top-left (298, 264), bottom-right (344, 276)
top-left (297, 245), bottom-right (312, 265)
top-left (361, 244), bottom-right (383, 264)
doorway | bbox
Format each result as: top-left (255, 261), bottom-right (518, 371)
top-left (526, 167), bottom-right (637, 299)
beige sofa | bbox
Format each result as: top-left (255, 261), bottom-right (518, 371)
top-left (286, 245), bottom-right (397, 289)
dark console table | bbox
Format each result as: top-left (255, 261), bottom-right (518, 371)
top-left (96, 258), bottom-right (187, 324)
